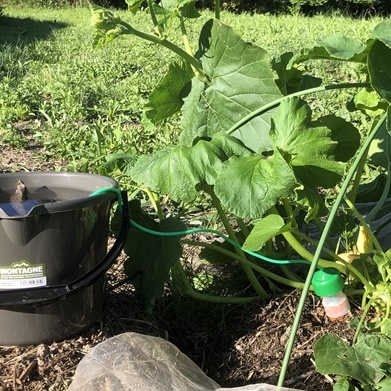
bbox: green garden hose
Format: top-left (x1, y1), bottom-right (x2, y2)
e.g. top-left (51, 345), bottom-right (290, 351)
top-left (90, 186), bottom-right (317, 269)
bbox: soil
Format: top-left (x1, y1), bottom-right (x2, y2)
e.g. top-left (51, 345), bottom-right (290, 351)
top-left (0, 138), bottom-right (360, 391)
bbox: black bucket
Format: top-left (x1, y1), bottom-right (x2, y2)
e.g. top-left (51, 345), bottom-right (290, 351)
top-left (0, 172), bottom-right (129, 345)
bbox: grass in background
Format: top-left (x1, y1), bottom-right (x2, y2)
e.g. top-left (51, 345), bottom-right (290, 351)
top-left (1, 6), bottom-right (176, 176)
top-left (0, 5), bottom-right (384, 181)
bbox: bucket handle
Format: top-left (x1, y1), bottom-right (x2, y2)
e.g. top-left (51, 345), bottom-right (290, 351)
top-left (0, 191), bottom-right (130, 309)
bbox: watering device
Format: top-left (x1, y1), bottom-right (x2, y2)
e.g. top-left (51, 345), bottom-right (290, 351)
top-left (312, 268), bottom-right (350, 319)
top-left (0, 172), bottom-right (129, 345)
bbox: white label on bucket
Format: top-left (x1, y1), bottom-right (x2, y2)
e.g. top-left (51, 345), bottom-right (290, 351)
top-left (0, 260), bottom-right (47, 289)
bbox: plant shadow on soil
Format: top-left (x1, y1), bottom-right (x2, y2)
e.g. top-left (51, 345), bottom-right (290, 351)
top-left (0, 15), bottom-right (68, 45)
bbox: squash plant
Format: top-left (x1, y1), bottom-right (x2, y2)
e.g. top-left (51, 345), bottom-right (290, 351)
top-left (91, 2), bottom-right (391, 321)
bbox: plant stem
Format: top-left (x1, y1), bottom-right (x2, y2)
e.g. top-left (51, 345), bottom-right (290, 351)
top-left (347, 144), bottom-right (369, 205)
top-left (214, 0), bottom-right (221, 19)
top-left (206, 186), bottom-right (269, 297)
top-left (147, 0), bottom-right (159, 29)
top-left (178, 14), bottom-right (206, 81)
top-left (227, 82), bottom-right (370, 135)
top-left (312, 218), bottom-right (337, 251)
top-left (343, 196), bottom-right (383, 253)
top-left (143, 188), bottom-right (164, 220)
top-left (236, 217), bottom-right (250, 237)
top-left (279, 265), bottom-right (304, 283)
top-left (172, 262), bottom-right (256, 303)
top-left (346, 288), bottom-right (365, 296)
top-left (365, 162), bottom-right (391, 222)
top-left (353, 296), bottom-right (373, 344)
top-left (281, 198), bottom-right (293, 217)
top-left (181, 239), bottom-right (306, 289)
top-left (375, 296), bottom-right (390, 329)
top-left (116, 19), bottom-right (206, 79)
top-left (281, 230), bottom-right (345, 273)
top-left (94, 128), bottom-right (102, 156)
top-left (179, 15), bottom-right (192, 55)
top-left (190, 290), bottom-right (256, 303)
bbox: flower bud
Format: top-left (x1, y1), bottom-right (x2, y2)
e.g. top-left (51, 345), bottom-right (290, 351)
top-left (356, 225), bottom-right (373, 254)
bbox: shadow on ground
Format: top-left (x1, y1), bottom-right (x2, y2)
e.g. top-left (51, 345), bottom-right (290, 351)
top-left (0, 14), bottom-right (68, 45)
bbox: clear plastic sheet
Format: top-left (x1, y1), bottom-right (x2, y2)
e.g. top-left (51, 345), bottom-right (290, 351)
top-left (68, 332), bottom-right (300, 391)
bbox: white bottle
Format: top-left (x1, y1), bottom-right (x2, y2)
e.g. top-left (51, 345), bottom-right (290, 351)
top-left (322, 290), bottom-right (350, 319)
top-left (312, 268), bottom-right (350, 320)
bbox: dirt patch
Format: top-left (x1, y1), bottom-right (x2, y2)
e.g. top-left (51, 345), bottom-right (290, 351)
top-left (0, 146), bottom-right (66, 174)
top-left (0, 142), bottom-right (357, 391)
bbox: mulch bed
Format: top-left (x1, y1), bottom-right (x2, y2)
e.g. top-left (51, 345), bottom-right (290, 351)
top-left (0, 141), bottom-right (359, 391)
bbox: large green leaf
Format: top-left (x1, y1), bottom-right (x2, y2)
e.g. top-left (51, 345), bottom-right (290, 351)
top-left (145, 61), bottom-right (193, 124)
top-left (130, 140), bottom-right (226, 203)
top-left (355, 174), bottom-right (390, 203)
top-left (368, 109), bottom-right (391, 168)
top-left (314, 333), bottom-right (391, 386)
top-left (355, 88), bottom-right (381, 109)
top-left (378, 378), bottom-right (391, 390)
top-left (272, 51), bottom-right (322, 95)
top-left (314, 115), bottom-right (360, 162)
top-left (270, 98), bottom-right (344, 188)
top-left (180, 19), bottom-right (282, 153)
top-left (123, 200), bottom-right (186, 312)
top-left (243, 214), bottom-right (288, 251)
top-left (283, 19), bottom-right (391, 70)
top-left (188, 140), bottom-right (226, 185)
top-left (214, 149), bottom-right (296, 219)
top-left (131, 146), bottom-right (197, 202)
top-left (370, 18), bottom-right (391, 49)
top-left (209, 132), bottom-right (254, 159)
top-left (292, 34), bottom-right (368, 64)
top-left (368, 40), bottom-right (391, 103)
top-left (271, 98), bottom-right (335, 155)
top-left (295, 186), bottom-right (328, 222)
top-left (291, 156), bottom-right (344, 189)
top-left (179, 77), bottom-right (207, 142)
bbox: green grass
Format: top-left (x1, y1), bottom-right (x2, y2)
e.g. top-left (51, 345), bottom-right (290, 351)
top-left (0, 6), bottom-right (177, 169)
top-left (0, 5), bottom-right (384, 182)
